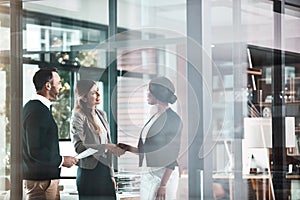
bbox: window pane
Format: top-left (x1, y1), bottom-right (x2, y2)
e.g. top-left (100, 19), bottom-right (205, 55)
top-left (116, 0), bottom-right (187, 197)
top-left (21, 0), bottom-right (109, 198)
top-left (0, 4), bottom-right (10, 198)
top-left (0, 67), bottom-right (9, 196)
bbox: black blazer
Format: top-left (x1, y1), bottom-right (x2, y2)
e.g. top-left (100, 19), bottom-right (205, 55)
top-left (22, 100), bottom-right (62, 180)
top-left (138, 108), bottom-right (183, 169)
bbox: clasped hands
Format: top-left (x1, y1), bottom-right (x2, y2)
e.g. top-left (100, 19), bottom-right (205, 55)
top-left (62, 143), bottom-right (130, 167)
top-left (117, 143), bottom-right (131, 151)
top-left (106, 144), bottom-right (126, 157)
top-left (107, 143), bottom-right (133, 157)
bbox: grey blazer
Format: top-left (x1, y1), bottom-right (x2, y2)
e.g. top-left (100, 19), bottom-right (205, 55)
top-left (71, 109), bottom-right (114, 176)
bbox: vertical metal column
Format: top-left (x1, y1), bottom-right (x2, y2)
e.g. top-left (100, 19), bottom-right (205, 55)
top-left (232, 0), bottom-right (245, 199)
top-left (272, 0), bottom-right (287, 199)
top-left (187, 0), bottom-right (213, 199)
top-left (108, 0), bottom-right (118, 169)
top-left (10, 0), bottom-right (23, 199)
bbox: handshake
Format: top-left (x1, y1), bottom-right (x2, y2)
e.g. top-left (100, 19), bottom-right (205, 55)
top-left (117, 143), bottom-right (131, 151)
top-left (108, 143), bottom-right (131, 157)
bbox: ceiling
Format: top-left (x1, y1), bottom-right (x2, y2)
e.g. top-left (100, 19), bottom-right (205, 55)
top-left (2, 0), bottom-right (300, 67)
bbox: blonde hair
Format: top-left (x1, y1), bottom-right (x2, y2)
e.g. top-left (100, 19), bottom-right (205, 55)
top-left (74, 80), bottom-right (101, 134)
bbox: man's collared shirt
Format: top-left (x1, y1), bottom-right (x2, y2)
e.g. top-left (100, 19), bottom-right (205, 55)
top-left (32, 94), bottom-right (52, 110)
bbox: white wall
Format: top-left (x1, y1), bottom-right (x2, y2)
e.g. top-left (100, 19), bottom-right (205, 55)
top-left (23, 0), bottom-right (108, 25)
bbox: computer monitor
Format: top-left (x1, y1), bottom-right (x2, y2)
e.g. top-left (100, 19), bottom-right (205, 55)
top-left (243, 117), bottom-right (295, 148)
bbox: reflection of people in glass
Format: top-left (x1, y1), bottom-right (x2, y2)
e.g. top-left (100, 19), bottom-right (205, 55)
top-left (118, 76), bottom-right (183, 200)
top-left (71, 80), bottom-right (124, 200)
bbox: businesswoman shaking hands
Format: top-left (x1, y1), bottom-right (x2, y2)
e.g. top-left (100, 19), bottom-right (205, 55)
top-left (71, 80), bottom-right (124, 200)
top-left (118, 77), bottom-right (183, 200)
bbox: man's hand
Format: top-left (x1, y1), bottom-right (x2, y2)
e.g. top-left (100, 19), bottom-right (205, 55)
top-left (62, 156), bottom-right (78, 168)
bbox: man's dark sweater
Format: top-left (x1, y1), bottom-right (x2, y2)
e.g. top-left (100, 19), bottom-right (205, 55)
top-left (22, 100), bottom-right (62, 180)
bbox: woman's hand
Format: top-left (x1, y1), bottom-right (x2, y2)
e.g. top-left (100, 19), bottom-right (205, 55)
top-left (105, 144), bottom-right (125, 157)
top-left (117, 143), bottom-right (139, 154)
top-left (155, 168), bottom-right (173, 200)
top-left (111, 177), bottom-right (117, 190)
top-left (117, 143), bottom-right (130, 151)
top-left (155, 186), bottom-right (167, 200)
top-left (112, 146), bottom-right (126, 157)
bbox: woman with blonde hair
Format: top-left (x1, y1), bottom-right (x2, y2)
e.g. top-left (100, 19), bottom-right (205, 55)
top-left (71, 79), bottom-right (124, 200)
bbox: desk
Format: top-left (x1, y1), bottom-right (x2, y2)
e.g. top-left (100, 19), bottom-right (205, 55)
top-left (287, 174), bottom-right (300, 200)
top-left (213, 173), bottom-right (270, 179)
top-left (116, 192), bottom-right (139, 200)
top-left (213, 173), bottom-right (300, 200)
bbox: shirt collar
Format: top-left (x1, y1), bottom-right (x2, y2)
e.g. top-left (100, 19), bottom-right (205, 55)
top-left (32, 94), bottom-right (52, 110)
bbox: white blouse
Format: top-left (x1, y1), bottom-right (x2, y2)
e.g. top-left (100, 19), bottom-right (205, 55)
top-left (141, 112), bottom-right (161, 143)
top-left (93, 114), bottom-right (108, 144)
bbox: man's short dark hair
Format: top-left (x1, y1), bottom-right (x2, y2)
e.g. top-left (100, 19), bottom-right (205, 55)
top-left (33, 68), bottom-right (58, 91)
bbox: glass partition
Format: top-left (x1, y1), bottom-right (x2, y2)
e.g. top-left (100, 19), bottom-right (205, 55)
top-left (116, 1), bottom-right (188, 197)
top-left (3, 0), bottom-right (300, 199)
top-left (208, 0), bottom-right (300, 199)
top-left (0, 5), bottom-right (10, 199)
top-left (21, 0), bottom-right (110, 198)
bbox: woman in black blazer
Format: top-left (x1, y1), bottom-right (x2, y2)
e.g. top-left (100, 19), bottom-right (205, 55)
top-left (118, 76), bottom-right (183, 200)
top-left (71, 80), bottom-right (124, 200)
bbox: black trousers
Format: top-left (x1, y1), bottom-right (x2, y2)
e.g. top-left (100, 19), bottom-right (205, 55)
top-left (77, 162), bottom-right (116, 200)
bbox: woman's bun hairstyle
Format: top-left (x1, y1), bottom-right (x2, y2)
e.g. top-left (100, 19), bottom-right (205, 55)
top-left (149, 76), bottom-right (177, 104)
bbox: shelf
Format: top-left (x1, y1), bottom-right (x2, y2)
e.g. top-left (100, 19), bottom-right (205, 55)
top-left (287, 154), bottom-right (300, 157)
top-left (254, 102), bottom-right (300, 106)
top-left (115, 172), bottom-right (141, 194)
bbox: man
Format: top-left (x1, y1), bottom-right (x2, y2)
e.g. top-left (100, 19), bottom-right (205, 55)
top-left (22, 68), bottom-right (78, 200)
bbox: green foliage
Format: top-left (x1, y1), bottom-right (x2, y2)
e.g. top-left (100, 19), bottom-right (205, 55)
top-left (52, 70), bottom-right (72, 140)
